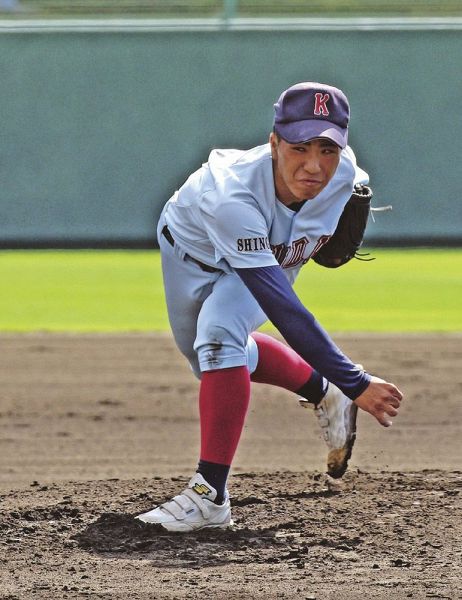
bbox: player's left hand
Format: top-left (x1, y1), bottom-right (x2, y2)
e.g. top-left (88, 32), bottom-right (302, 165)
top-left (353, 375), bottom-right (403, 427)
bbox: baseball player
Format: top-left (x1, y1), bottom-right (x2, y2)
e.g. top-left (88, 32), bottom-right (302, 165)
top-left (136, 82), bottom-right (403, 532)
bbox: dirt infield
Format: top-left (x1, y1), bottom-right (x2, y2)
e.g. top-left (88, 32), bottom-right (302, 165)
top-left (0, 333), bottom-right (461, 599)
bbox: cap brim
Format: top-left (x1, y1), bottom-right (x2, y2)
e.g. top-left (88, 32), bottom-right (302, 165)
top-left (274, 119), bottom-right (348, 148)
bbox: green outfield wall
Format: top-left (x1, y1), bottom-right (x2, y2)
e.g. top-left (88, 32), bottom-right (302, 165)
top-left (1, 20), bottom-right (461, 246)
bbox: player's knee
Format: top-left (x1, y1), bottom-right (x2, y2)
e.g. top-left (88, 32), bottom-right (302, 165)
top-left (197, 340), bottom-right (227, 371)
top-left (195, 325), bottom-right (234, 368)
top-left (194, 325), bottom-right (257, 373)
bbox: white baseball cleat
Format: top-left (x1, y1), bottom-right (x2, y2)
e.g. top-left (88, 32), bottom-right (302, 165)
top-left (300, 382), bottom-right (358, 479)
top-left (135, 473), bottom-right (232, 532)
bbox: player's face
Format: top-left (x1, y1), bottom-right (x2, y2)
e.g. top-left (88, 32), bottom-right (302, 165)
top-left (270, 134), bottom-right (341, 205)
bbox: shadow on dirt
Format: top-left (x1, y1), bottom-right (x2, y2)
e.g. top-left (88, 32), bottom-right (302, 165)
top-left (73, 512), bottom-right (290, 568)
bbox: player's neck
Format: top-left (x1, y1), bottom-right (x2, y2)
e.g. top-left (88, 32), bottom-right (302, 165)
top-left (286, 200), bottom-right (307, 212)
top-left (276, 196), bottom-right (307, 212)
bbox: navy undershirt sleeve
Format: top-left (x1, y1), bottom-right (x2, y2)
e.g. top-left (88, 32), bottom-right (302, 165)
top-left (236, 264), bottom-right (371, 400)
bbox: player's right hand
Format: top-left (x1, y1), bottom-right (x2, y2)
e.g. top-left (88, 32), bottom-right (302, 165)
top-left (353, 375), bottom-right (403, 427)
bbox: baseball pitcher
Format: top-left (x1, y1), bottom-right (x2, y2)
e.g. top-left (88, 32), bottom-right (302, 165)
top-left (136, 82), bottom-right (403, 532)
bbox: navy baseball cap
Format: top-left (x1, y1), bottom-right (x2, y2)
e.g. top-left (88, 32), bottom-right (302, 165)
top-left (273, 82), bottom-right (350, 148)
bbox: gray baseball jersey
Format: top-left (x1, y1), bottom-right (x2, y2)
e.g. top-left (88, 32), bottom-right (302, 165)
top-left (158, 142), bottom-right (368, 382)
top-left (162, 143), bottom-right (368, 281)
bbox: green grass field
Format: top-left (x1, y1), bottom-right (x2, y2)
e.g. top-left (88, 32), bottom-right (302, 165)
top-left (0, 249), bottom-right (460, 333)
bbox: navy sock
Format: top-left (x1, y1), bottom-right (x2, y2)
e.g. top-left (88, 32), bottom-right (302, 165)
top-left (197, 460), bottom-right (230, 505)
top-left (295, 369), bottom-right (328, 406)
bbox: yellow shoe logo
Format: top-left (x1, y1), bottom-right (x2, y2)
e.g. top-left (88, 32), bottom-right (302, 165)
top-left (193, 483), bottom-right (212, 496)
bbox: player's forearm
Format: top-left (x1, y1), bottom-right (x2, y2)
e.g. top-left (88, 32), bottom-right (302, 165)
top-left (236, 265), bottom-right (371, 400)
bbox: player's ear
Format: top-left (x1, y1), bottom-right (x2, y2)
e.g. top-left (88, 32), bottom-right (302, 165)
top-left (269, 132), bottom-right (279, 155)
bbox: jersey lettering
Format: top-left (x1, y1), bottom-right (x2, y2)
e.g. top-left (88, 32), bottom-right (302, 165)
top-left (309, 234), bottom-right (331, 258)
top-left (270, 235), bottom-right (332, 268)
top-left (271, 242), bottom-right (289, 265)
top-left (283, 237), bottom-right (309, 268)
top-left (271, 237), bottom-right (309, 268)
top-left (237, 237), bottom-right (271, 252)
top-left (314, 93), bottom-right (330, 117)
top-left (236, 235), bottom-right (332, 267)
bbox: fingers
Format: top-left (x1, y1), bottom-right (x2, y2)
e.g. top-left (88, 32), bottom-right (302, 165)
top-left (376, 412), bottom-right (393, 427)
top-left (354, 378), bottom-right (404, 428)
top-left (387, 396), bottom-right (401, 409)
top-left (377, 397), bottom-right (400, 426)
top-left (368, 380), bottom-right (403, 405)
top-left (390, 387), bottom-right (403, 402)
top-left (375, 394), bottom-right (402, 427)
top-left (383, 383), bottom-right (403, 403)
top-left (385, 405), bottom-right (399, 417)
